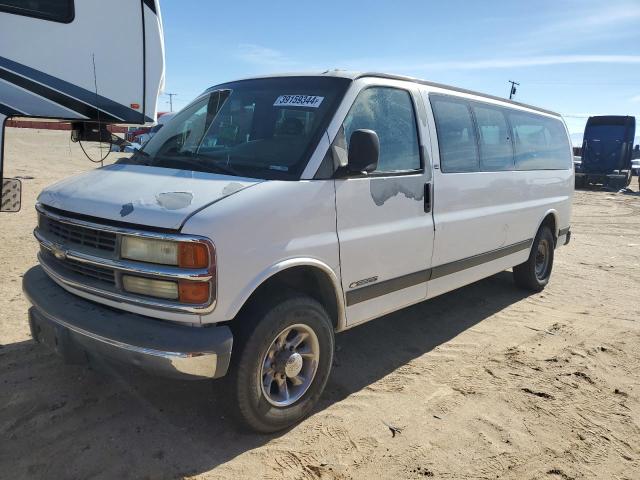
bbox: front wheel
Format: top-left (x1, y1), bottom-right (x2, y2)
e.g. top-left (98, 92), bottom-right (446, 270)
top-left (226, 294), bottom-right (334, 433)
top-left (513, 225), bottom-right (555, 291)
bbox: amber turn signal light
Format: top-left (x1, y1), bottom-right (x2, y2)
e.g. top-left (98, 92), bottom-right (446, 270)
top-left (178, 281), bottom-right (210, 304)
top-left (178, 242), bottom-right (209, 269)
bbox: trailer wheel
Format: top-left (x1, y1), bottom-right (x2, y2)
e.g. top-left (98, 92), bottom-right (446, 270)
top-left (513, 225), bottom-right (555, 291)
top-left (225, 294), bottom-right (334, 433)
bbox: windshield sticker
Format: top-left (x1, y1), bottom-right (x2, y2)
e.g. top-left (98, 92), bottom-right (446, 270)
top-left (273, 95), bottom-right (324, 108)
top-left (269, 165), bottom-right (289, 172)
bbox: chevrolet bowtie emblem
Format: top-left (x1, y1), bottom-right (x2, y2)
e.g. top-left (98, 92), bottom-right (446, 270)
top-left (51, 245), bottom-right (67, 261)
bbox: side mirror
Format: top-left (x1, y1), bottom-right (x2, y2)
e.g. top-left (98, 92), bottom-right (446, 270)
top-left (348, 129), bottom-right (379, 174)
top-left (1, 178), bottom-right (22, 213)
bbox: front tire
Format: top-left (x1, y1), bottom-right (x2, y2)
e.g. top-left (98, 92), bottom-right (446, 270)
top-left (513, 225), bottom-right (555, 291)
top-left (227, 294), bottom-right (334, 433)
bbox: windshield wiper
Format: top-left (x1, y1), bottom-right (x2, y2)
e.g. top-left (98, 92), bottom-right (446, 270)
top-left (150, 154), bottom-right (243, 177)
top-left (187, 150), bottom-right (246, 177)
top-left (116, 148), bottom-right (150, 165)
top-left (205, 160), bottom-right (243, 177)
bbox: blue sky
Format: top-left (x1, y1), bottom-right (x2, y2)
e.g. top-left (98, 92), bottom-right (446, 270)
top-left (159, 0), bottom-right (640, 143)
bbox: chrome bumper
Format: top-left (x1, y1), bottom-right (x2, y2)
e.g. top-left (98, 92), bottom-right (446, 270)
top-left (23, 266), bottom-right (233, 380)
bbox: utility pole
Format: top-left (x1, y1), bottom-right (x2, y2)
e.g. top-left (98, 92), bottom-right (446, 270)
top-left (508, 80), bottom-right (520, 100)
top-left (165, 92), bottom-right (177, 112)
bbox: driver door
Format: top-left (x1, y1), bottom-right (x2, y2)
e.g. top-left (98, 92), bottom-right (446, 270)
top-left (334, 85), bottom-right (434, 327)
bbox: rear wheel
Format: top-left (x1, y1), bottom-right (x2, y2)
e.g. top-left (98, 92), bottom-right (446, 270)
top-left (513, 225), bottom-right (555, 291)
top-left (226, 294), bottom-right (334, 433)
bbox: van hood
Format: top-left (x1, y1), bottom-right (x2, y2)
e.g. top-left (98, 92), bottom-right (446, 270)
top-left (38, 164), bottom-right (262, 230)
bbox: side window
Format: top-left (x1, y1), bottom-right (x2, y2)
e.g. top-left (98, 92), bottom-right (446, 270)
top-left (0, 0), bottom-right (74, 23)
top-left (509, 112), bottom-right (571, 170)
top-left (343, 87), bottom-right (421, 173)
top-left (430, 96), bottom-right (479, 173)
top-left (472, 105), bottom-right (514, 170)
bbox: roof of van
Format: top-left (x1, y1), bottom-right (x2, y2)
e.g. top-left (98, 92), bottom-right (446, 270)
top-left (219, 70), bottom-right (560, 118)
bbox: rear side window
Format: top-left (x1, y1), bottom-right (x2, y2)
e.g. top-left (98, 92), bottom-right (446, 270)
top-left (509, 112), bottom-right (571, 170)
top-left (343, 87), bottom-right (421, 173)
top-left (0, 0), bottom-right (74, 23)
top-left (431, 97), bottom-right (479, 172)
top-left (472, 104), bottom-right (514, 171)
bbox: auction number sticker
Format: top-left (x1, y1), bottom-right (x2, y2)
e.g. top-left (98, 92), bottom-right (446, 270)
top-left (273, 95), bottom-right (324, 108)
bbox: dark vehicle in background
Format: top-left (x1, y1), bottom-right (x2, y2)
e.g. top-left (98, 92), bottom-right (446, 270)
top-left (632, 145), bottom-right (640, 176)
top-left (575, 116), bottom-right (635, 189)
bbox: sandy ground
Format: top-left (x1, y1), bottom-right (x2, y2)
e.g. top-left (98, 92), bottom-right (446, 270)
top-left (1, 128), bottom-right (639, 480)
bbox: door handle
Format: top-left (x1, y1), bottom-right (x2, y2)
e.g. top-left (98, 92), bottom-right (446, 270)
top-left (424, 183), bottom-right (432, 213)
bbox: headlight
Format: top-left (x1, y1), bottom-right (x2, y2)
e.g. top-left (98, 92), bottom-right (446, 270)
top-left (122, 275), bottom-right (179, 300)
top-left (120, 236), bottom-right (213, 305)
top-left (121, 236), bottom-right (178, 265)
top-left (121, 236), bottom-right (210, 268)
top-left (122, 275), bottom-right (211, 304)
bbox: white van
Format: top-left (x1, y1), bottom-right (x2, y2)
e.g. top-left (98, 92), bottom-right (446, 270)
top-left (23, 72), bottom-right (573, 432)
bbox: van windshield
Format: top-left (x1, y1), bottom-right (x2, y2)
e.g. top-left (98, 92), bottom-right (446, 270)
top-left (584, 125), bottom-right (626, 143)
top-left (130, 77), bottom-right (351, 180)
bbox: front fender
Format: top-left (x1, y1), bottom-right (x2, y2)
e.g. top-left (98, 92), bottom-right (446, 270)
top-left (225, 257), bottom-right (346, 331)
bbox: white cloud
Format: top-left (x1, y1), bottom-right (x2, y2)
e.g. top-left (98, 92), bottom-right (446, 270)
top-left (542, 3), bottom-right (640, 32)
top-left (410, 55), bottom-right (640, 71)
top-left (631, 95), bottom-right (640, 103)
top-left (236, 44), bottom-right (296, 68)
top-left (514, 2), bottom-right (640, 53)
top-left (232, 46), bottom-right (640, 78)
top-left (562, 113), bottom-right (604, 119)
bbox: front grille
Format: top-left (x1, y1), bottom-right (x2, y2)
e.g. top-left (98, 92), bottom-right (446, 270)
top-left (35, 206), bottom-right (213, 313)
top-left (41, 249), bottom-right (116, 286)
top-left (39, 215), bottom-right (117, 253)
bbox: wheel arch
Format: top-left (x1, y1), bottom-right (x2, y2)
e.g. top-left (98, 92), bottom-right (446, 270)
top-left (228, 258), bottom-right (346, 332)
top-left (534, 209), bottom-right (559, 246)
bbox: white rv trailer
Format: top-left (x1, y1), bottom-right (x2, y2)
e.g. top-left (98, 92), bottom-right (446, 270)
top-left (0, 0), bottom-right (165, 211)
top-left (23, 71), bottom-right (574, 432)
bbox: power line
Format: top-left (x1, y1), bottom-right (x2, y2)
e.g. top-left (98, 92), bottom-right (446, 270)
top-left (165, 92), bottom-right (178, 112)
top-left (526, 81), bottom-right (640, 87)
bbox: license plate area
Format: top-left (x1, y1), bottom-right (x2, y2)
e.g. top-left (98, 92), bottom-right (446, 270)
top-left (28, 308), bottom-right (87, 364)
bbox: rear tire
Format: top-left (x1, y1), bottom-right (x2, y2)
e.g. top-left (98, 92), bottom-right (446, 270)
top-left (513, 225), bottom-right (555, 291)
top-left (225, 294), bottom-right (334, 433)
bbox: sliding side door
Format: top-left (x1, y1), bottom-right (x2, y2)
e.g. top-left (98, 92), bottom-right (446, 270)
top-left (424, 92), bottom-right (533, 298)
